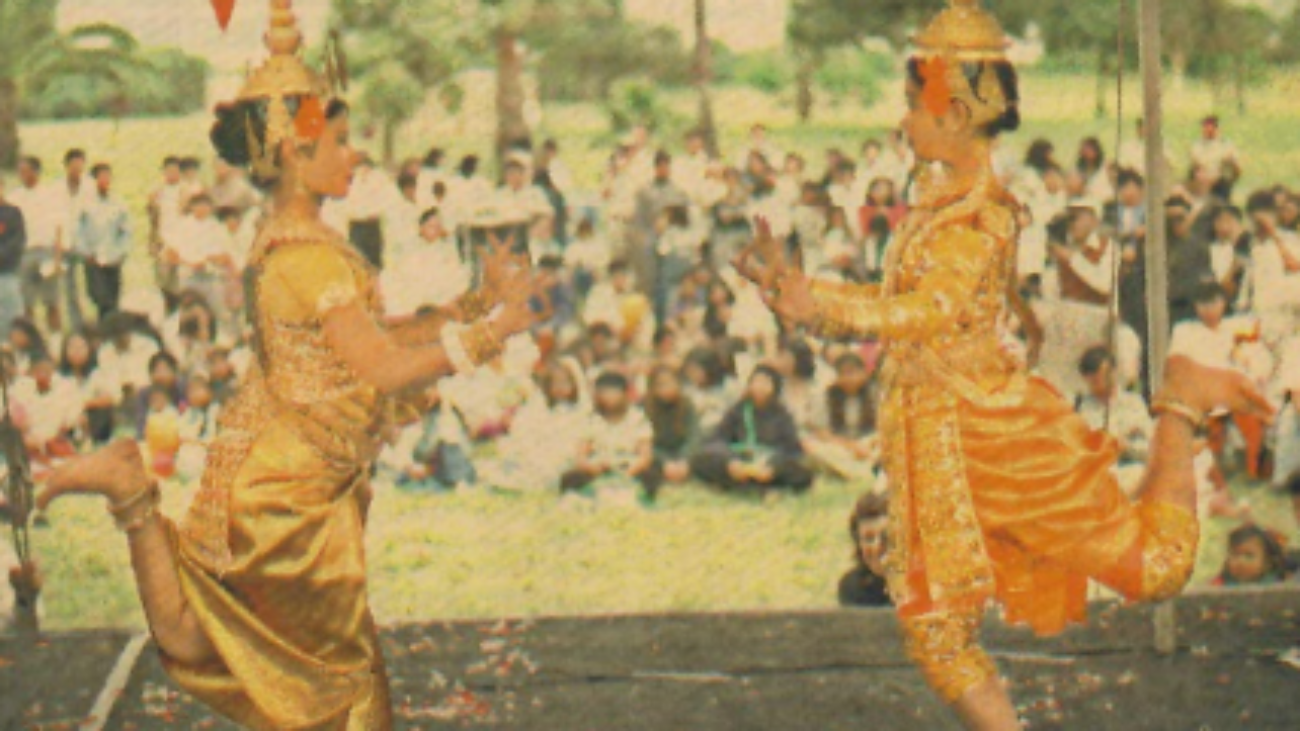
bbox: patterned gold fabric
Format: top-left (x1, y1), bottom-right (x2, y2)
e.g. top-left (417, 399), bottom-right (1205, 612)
top-left (900, 607), bottom-right (998, 704)
top-left (807, 168), bottom-right (1199, 637)
top-left (169, 218), bottom-right (394, 729)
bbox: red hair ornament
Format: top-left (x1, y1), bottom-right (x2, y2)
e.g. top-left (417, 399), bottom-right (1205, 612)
top-left (917, 56), bottom-right (954, 118)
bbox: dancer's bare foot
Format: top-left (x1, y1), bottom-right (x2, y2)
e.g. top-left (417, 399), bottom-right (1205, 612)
top-left (1160, 356), bottom-right (1276, 422)
top-left (37, 440), bottom-right (150, 512)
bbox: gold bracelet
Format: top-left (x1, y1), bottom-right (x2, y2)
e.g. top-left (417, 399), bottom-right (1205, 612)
top-left (457, 290), bottom-right (494, 321)
top-left (1151, 398), bottom-right (1206, 430)
top-left (461, 320), bottom-right (505, 367)
top-left (108, 482), bottom-right (162, 533)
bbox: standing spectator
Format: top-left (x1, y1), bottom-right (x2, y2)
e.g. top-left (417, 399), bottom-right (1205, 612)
top-left (735, 123), bottom-right (782, 174)
top-left (691, 365), bottom-right (814, 495)
top-left (708, 168), bottom-right (752, 273)
top-left (58, 148), bottom-right (91, 330)
top-left (10, 157), bottom-right (63, 332)
top-left (561, 371), bottom-right (660, 503)
top-left (653, 204), bottom-right (701, 324)
top-left (166, 194), bottom-right (231, 317)
top-left (632, 151), bottom-right (688, 296)
top-left (148, 156), bottom-right (185, 313)
top-left (177, 157), bottom-right (206, 211)
top-left (416, 147), bottom-right (448, 210)
top-left (77, 163), bottom-right (133, 320)
top-left (838, 492), bottom-right (892, 608)
top-left (1190, 115), bottom-right (1242, 202)
top-left (0, 175), bottom-right (27, 340)
top-left (341, 156), bottom-right (399, 269)
top-left (565, 218), bottom-right (609, 298)
top-left (209, 158), bottom-right (259, 217)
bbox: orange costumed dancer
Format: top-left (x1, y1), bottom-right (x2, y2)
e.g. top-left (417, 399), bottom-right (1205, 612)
top-left (737, 2), bottom-right (1276, 728)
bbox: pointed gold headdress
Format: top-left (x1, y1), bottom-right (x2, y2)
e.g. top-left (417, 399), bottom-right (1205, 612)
top-left (910, 0), bottom-right (1012, 128)
top-left (230, 0), bottom-right (342, 179)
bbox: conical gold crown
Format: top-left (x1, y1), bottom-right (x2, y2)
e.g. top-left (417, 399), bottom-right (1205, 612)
top-left (912, 0), bottom-right (1009, 61)
top-left (237, 0), bottom-right (328, 102)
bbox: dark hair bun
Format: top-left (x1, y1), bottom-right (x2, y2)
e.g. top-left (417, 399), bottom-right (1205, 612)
top-left (210, 102), bottom-right (253, 167)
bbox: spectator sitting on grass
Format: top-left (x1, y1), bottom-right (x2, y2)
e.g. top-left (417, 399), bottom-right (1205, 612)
top-left (838, 492), bottom-right (892, 608)
top-left (1211, 524), bottom-right (1289, 587)
top-left (690, 365), bottom-right (814, 496)
top-left (561, 371), bottom-right (659, 505)
top-left (644, 365), bottom-right (699, 488)
top-left (134, 351), bottom-right (185, 438)
top-left (486, 357), bottom-right (588, 492)
top-left (681, 346), bottom-right (734, 433)
top-left (805, 352), bottom-right (880, 484)
top-left (175, 374), bottom-right (220, 482)
top-left (394, 385), bottom-right (475, 494)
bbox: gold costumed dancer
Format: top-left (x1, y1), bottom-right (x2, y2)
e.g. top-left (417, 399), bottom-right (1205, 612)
top-left (34, 1), bottom-right (538, 728)
top-left (738, 2), bottom-right (1277, 728)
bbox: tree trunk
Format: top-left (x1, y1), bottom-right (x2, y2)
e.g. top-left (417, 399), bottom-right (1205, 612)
top-left (495, 29), bottom-right (532, 174)
top-left (693, 0), bottom-right (720, 158)
top-left (0, 77), bottom-right (20, 171)
top-left (1234, 53), bottom-right (1246, 116)
top-left (382, 118), bottom-right (398, 167)
top-left (796, 59), bottom-right (814, 124)
top-left (1095, 47), bottom-right (1108, 118)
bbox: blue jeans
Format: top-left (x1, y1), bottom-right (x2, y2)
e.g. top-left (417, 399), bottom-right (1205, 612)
top-left (1273, 404), bottom-right (1300, 489)
top-left (0, 274), bottom-right (23, 341)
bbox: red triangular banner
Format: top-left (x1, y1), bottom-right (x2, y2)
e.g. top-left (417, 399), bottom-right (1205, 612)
top-left (212, 0), bottom-right (236, 32)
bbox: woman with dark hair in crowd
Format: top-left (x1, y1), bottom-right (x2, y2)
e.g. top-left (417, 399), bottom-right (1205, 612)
top-left (1023, 139), bottom-right (1056, 175)
top-left (33, 6), bottom-right (538, 727)
top-left (59, 330), bottom-right (116, 444)
top-left (690, 364), bottom-right (813, 495)
top-left (1212, 524), bottom-right (1289, 586)
top-left (8, 317), bottom-right (49, 373)
top-left (838, 491), bottom-right (892, 608)
top-left (644, 364), bottom-right (700, 486)
top-left (681, 346), bottom-right (733, 432)
top-left (859, 177), bottom-right (908, 234)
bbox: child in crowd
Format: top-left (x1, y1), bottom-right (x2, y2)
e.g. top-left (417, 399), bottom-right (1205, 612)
top-left (1212, 524), bottom-right (1289, 587)
top-left (394, 386), bottom-right (475, 493)
top-left (485, 358), bottom-right (589, 492)
top-left (681, 347), bottom-right (734, 433)
top-left (133, 351), bottom-right (186, 438)
top-left (13, 355), bottom-right (81, 470)
top-left (838, 492), bottom-right (892, 608)
top-left (644, 365), bottom-right (699, 488)
top-left (805, 353), bottom-right (880, 484)
top-left (176, 374), bottom-right (221, 482)
top-left (561, 371), bottom-right (659, 505)
top-left (565, 218), bottom-right (609, 298)
top-left (584, 260), bottom-right (655, 355)
top-left (143, 387), bottom-right (181, 479)
top-left (691, 365), bottom-right (814, 495)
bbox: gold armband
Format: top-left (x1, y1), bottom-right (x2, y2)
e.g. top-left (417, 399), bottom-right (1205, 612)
top-left (1150, 397), bottom-right (1206, 431)
top-left (456, 290), bottom-right (495, 321)
top-left (108, 481), bottom-right (162, 533)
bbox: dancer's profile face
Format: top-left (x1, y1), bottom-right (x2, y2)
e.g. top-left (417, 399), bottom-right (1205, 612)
top-left (901, 77), bottom-right (969, 164)
top-left (289, 109), bottom-right (358, 200)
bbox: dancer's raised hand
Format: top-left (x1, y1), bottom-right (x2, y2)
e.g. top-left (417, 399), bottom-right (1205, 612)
top-left (1160, 355), bottom-right (1277, 424)
top-left (481, 230), bottom-right (527, 304)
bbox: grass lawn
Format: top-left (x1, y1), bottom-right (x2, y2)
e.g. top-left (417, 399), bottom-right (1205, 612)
top-left (10, 70), bottom-right (1300, 629)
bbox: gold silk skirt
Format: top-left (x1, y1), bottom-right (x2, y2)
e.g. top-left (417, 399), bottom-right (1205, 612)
top-left (161, 411), bottom-right (392, 730)
top-left (887, 374), bottom-right (1156, 637)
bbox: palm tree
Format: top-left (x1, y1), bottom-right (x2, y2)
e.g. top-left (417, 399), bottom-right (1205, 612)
top-left (693, 0), bottom-right (720, 157)
top-left (0, 2), bottom-right (147, 169)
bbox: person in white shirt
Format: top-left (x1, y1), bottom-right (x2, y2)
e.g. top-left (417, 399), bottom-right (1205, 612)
top-left (441, 155), bottom-right (492, 238)
top-left (147, 156), bottom-right (186, 312)
top-left (415, 147), bottom-right (448, 211)
top-left (496, 159), bottom-right (553, 229)
top-left (560, 371), bottom-right (659, 504)
top-left (57, 149), bottom-right (93, 330)
top-left (164, 195), bottom-right (231, 314)
top-left (13, 355), bottom-right (82, 460)
top-left (734, 123), bottom-right (782, 177)
top-left (1243, 191), bottom-right (1300, 347)
top-left (675, 130), bottom-right (713, 207)
top-left (380, 207), bottom-right (471, 318)
top-left (1189, 116), bottom-right (1242, 201)
top-left (11, 157), bottom-right (64, 331)
top-left (96, 312), bottom-right (161, 396)
top-left (341, 156), bottom-right (403, 269)
top-left (1051, 199), bottom-right (1115, 306)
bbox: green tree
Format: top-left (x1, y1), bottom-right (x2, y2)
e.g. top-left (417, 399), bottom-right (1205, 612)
top-left (0, 3), bottom-right (149, 169)
top-left (787, 0), bottom-right (920, 122)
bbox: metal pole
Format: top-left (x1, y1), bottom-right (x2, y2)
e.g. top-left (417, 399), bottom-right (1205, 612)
top-left (1138, 0), bottom-right (1178, 656)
